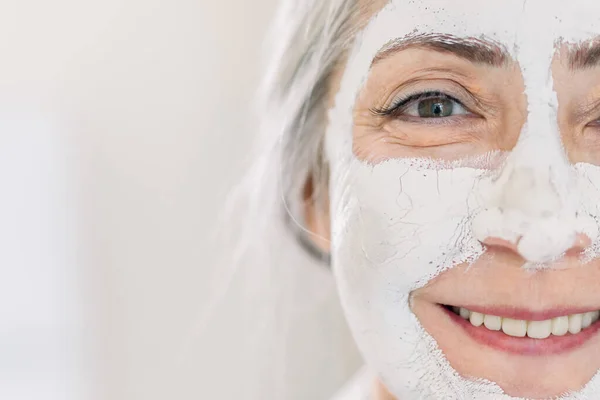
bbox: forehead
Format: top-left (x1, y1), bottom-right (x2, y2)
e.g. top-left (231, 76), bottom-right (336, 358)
top-left (357, 0), bottom-right (600, 65)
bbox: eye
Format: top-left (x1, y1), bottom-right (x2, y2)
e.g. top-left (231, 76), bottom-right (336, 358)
top-left (406, 95), bottom-right (468, 118)
top-left (372, 91), bottom-right (470, 119)
top-left (586, 118), bottom-right (600, 128)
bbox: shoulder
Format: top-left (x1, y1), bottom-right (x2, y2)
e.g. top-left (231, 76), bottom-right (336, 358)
top-left (330, 366), bottom-right (372, 400)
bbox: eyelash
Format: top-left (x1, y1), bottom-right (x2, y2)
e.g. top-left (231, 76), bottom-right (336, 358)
top-left (370, 90), bottom-right (466, 118)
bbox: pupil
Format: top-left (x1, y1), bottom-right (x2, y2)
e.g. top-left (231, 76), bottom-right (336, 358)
top-left (418, 98), bottom-right (453, 118)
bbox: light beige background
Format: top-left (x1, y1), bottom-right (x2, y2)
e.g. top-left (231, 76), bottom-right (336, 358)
top-left (1, 0), bottom-right (277, 399)
top-left (80, 1), bottom-right (279, 399)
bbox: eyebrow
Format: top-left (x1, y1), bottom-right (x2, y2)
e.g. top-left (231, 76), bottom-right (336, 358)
top-left (372, 33), bottom-right (509, 67)
top-left (568, 41), bottom-right (600, 69)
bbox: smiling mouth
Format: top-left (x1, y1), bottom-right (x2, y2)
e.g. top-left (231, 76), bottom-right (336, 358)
top-left (441, 304), bottom-right (600, 355)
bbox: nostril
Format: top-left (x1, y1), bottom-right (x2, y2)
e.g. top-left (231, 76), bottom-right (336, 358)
top-left (565, 233), bottom-right (592, 256)
top-left (471, 206), bottom-right (598, 263)
top-left (480, 236), bottom-right (520, 253)
top-left (481, 232), bottom-right (592, 259)
top-left (575, 233), bottom-right (592, 248)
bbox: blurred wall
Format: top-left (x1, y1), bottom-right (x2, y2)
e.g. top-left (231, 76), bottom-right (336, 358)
top-left (78, 1), bottom-right (279, 399)
top-left (2, 0), bottom-right (277, 399)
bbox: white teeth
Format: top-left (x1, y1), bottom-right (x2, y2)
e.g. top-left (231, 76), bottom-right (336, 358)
top-left (527, 319), bottom-right (552, 339)
top-left (502, 318), bottom-right (527, 337)
top-left (484, 314), bottom-right (502, 331)
top-left (551, 316), bottom-right (569, 336)
top-left (583, 312), bottom-right (593, 329)
top-left (459, 307), bottom-right (471, 320)
top-left (450, 307), bottom-right (600, 338)
top-left (569, 314), bottom-right (583, 334)
top-left (469, 311), bottom-right (484, 327)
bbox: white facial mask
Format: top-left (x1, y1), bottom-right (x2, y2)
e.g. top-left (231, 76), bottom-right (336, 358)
top-left (326, 0), bottom-right (600, 398)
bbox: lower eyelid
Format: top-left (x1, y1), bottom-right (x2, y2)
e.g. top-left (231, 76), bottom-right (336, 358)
top-left (392, 113), bottom-right (480, 126)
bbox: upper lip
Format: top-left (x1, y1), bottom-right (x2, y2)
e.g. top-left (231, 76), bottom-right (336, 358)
top-left (417, 250), bottom-right (600, 322)
top-left (444, 304), bottom-right (600, 321)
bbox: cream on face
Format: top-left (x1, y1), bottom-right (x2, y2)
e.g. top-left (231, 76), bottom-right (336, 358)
top-left (326, 0), bottom-right (600, 398)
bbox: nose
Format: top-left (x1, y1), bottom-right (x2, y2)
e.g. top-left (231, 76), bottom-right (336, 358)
top-left (480, 232), bottom-right (592, 259)
top-left (471, 163), bottom-right (598, 264)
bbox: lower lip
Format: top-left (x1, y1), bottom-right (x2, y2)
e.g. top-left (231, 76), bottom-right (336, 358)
top-left (441, 305), bottom-right (600, 356)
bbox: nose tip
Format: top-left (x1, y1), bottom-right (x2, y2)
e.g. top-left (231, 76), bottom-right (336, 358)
top-left (481, 232), bottom-right (592, 259)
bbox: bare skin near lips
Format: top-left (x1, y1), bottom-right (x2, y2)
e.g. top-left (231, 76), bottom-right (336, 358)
top-left (404, 254), bottom-right (600, 397)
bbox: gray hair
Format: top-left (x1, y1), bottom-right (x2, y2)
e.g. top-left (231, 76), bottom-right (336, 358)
top-left (256, 0), bottom-right (360, 237)
top-left (218, 0), bottom-right (369, 399)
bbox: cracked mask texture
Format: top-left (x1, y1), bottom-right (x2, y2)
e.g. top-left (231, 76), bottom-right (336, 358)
top-left (325, 0), bottom-right (600, 398)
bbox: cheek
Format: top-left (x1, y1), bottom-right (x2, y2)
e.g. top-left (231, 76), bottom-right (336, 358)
top-left (329, 159), bottom-right (487, 297)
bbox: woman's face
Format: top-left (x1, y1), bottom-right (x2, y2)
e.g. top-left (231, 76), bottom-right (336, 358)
top-left (319, 0), bottom-right (600, 398)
